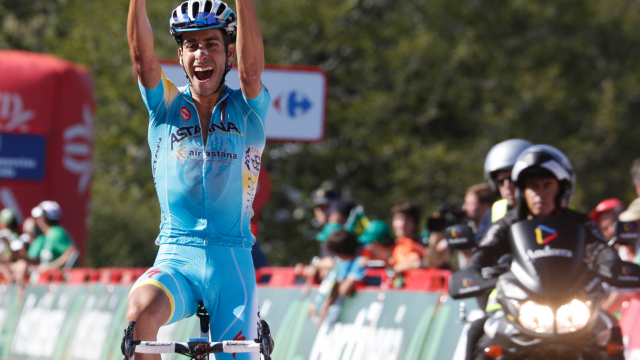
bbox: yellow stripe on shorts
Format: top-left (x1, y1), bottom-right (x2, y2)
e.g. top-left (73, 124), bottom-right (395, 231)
top-left (131, 279), bottom-right (176, 325)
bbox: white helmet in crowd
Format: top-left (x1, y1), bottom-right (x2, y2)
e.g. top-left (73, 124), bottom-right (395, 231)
top-left (484, 139), bottom-right (533, 193)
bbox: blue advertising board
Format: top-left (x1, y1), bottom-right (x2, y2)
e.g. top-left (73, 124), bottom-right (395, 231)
top-left (0, 133), bottom-right (46, 180)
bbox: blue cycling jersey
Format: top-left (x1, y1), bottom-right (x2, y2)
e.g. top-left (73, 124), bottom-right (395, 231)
top-left (140, 72), bottom-right (270, 249)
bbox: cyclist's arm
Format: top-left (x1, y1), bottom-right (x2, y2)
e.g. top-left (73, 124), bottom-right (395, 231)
top-left (235, 0), bottom-right (264, 99)
top-left (127, 0), bottom-right (161, 89)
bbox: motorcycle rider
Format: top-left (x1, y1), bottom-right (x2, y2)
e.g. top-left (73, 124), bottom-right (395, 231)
top-left (475, 139), bottom-right (533, 242)
top-left (466, 144), bottom-right (621, 360)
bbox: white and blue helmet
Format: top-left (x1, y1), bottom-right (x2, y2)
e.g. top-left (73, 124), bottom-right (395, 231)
top-left (170, 0), bottom-right (237, 42)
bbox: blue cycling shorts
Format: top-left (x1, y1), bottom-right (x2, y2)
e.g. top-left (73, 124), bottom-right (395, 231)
top-left (130, 244), bottom-right (259, 360)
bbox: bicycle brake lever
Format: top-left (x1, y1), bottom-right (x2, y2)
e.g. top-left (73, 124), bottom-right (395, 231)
top-left (257, 319), bottom-right (274, 360)
top-left (121, 321), bottom-right (138, 360)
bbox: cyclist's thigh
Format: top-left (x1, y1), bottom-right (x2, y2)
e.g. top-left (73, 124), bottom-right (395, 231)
top-left (202, 247), bottom-right (259, 360)
top-left (130, 246), bottom-right (199, 325)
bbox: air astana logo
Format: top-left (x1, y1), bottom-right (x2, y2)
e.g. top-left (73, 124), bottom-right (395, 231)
top-left (535, 225), bottom-right (558, 245)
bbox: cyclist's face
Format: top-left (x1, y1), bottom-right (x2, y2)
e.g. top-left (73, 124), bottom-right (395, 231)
top-left (524, 178), bottom-right (559, 217)
top-left (179, 29), bottom-right (235, 96)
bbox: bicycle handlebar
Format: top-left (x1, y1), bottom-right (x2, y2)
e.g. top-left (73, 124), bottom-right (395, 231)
top-left (135, 340), bottom-right (261, 354)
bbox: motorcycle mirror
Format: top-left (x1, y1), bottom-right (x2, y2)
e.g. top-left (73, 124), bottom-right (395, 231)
top-left (597, 260), bottom-right (640, 288)
top-left (611, 221), bottom-right (640, 246)
top-left (445, 224), bottom-right (476, 249)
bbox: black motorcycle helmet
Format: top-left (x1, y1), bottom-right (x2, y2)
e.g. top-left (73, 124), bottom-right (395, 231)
top-left (511, 145), bottom-right (575, 219)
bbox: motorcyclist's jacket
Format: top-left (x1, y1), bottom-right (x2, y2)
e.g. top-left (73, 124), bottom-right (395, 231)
top-left (475, 199), bottom-right (510, 243)
top-left (469, 207), bottom-right (619, 270)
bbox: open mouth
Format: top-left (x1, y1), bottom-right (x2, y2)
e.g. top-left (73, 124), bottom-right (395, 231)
top-left (194, 65), bottom-right (214, 82)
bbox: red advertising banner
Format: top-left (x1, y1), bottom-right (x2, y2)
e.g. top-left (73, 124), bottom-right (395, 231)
top-left (0, 50), bottom-right (94, 263)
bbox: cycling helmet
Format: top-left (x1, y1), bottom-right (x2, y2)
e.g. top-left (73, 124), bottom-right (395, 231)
top-left (511, 145), bottom-right (575, 216)
top-left (484, 139), bottom-right (533, 193)
top-left (170, 0), bottom-right (237, 43)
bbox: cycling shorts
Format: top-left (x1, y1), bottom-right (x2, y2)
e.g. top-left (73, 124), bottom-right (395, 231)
top-left (130, 244), bottom-right (259, 360)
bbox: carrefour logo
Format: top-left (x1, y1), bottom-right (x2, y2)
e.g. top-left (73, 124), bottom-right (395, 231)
top-left (622, 266), bottom-right (633, 275)
top-left (535, 225), bottom-right (558, 245)
top-left (273, 91), bottom-right (312, 118)
top-left (462, 277), bottom-right (474, 287)
top-left (450, 227), bottom-right (462, 238)
top-left (624, 223), bottom-right (637, 232)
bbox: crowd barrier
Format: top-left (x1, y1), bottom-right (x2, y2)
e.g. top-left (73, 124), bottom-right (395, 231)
top-left (0, 267), bottom-right (637, 359)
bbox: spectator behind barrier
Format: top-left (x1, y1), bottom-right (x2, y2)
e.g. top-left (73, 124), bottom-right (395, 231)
top-left (390, 202), bottom-right (425, 273)
top-left (590, 199), bottom-right (631, 260)
top-left (462, 183), bottom-right (495, 230)
top-left (316, 199), bottom-right (355, 257)
top-left (0, 209), bottom-right (19, 282)
top-left (358, 220), bottom-right (395, 263)
top-left (313, 229), bottom-right (367, 324)
top-left (601, 198), bottom-right (640, 314)
top-left (11, 217), bottom-right (45, 294)
top-left (631, 159), bottom-right (640, 197)
top-left (29, 201), bottom-right (78, 271)
top-left (391, 201), bottom-right (422, 245)
top-left (0, 209), bottom-right (19, 259)
top-left (423, 207), bottom-right (466, 270)
top-left (312, 188), bottom-right (340, 227)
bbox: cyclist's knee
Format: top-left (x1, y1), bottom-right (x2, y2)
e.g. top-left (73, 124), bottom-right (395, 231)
top-left (126, 285), bottom-right (171, 332)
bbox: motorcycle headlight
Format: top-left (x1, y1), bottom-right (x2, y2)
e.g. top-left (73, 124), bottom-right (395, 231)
top-left (556, 299), bottom-right (590, 334)
top-left (518, 301), bottom-right (554, 334)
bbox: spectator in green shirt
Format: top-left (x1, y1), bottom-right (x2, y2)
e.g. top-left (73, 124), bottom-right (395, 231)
top-left (29, 201), bottom-right (77, 270)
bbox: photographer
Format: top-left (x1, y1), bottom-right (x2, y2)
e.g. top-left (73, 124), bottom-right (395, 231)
top-left (424, 206), bottom-right (466, 270)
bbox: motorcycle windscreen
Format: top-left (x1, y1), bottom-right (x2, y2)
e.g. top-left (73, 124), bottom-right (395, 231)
top-left (508, 218), bottom-right (585, 295)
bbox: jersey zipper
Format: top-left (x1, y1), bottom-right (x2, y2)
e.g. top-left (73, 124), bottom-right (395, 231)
top-left (184, 89), bottom-right (231, 242)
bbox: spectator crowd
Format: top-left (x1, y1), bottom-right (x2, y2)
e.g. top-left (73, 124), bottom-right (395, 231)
top-left (0, 200), bottom-right (77, 295)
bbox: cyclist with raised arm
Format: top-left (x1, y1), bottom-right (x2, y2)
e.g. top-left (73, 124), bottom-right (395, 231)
top-left (125, 0), bottom-right (271, 358)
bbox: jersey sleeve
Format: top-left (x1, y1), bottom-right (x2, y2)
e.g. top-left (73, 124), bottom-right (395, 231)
top-left (241, 84), bottom-right (271, 125)
top-left (138, 72), bottom-right (180, 125)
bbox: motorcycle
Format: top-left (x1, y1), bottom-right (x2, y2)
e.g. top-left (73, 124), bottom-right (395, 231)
top-left (447, 218), bottom-right (640, 360)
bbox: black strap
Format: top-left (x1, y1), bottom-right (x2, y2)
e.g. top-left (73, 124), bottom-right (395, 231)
top-left (195, 302), bottom-right (210, 334)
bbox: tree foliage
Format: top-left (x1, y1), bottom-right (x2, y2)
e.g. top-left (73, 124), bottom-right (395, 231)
top-left (2, 0), bottom-right (640, 266)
